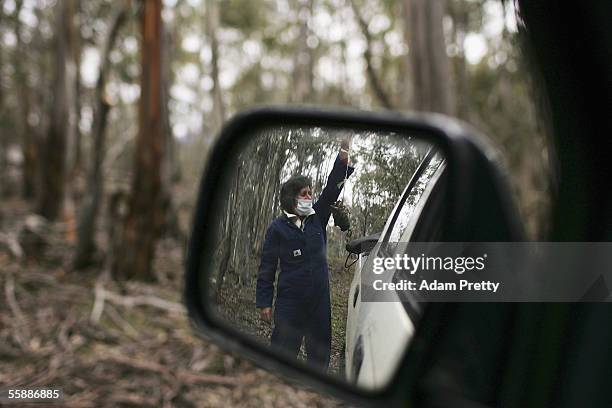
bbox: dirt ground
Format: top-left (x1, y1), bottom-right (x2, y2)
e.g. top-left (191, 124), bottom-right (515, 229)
top-left (0, 198), bottom-right (350, 407)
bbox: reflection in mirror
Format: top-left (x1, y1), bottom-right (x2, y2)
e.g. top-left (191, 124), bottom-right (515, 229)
top-left (203, 125), bottom-right (442, 391)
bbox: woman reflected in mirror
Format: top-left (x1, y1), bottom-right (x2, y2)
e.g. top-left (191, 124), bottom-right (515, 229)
top-left (255, 138), bottom-right (354, 370)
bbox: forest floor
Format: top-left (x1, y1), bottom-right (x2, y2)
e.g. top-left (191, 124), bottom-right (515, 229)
top-left (0, 198), bottom-right (348, 407)
top-left (215, 258), bottom-right (354, 379)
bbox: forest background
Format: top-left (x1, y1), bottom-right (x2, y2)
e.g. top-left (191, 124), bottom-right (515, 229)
top-left (0, 0), bottom-right (550, 406)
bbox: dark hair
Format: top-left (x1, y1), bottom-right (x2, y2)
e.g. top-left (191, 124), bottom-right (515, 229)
top-left (280, 175), bottom-right (312, 213)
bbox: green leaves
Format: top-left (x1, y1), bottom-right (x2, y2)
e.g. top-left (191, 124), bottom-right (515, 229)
top-left (219, 0), bottom-right (269, 34)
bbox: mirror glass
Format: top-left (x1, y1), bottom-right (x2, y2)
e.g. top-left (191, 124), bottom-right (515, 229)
top-left (202, 124), bottom-right (445, 391)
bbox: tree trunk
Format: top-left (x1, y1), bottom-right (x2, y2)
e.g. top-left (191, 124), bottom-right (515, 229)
top-left (350, 0), bottom-right (394, 109)
top-left (216, 169), bottom-right (239, 296)
top-left (38, 0), bottom-right (76, 220)
top-left (13, 0), bottom-right (38, 200)
top-left (63, 0), bottom-right (80, 242)
top-left (404, 0), bottom-right (454, 114)
top-left (206, 0), bottom-right (225, 132)
top-left (291, 0), bottom-right (315, 103)
top-left (74, 4), bottom-right (128, 269)
top-left (113, 0), bottom-right (165, 281)
top-left (0, 4), bottom-right (6, 197)
top-left (449, 1), bottom-right (469, 119)
top-left (63, 0), bottom-right (80, 180)
top-left (160, 24), bottom-right (183, 241)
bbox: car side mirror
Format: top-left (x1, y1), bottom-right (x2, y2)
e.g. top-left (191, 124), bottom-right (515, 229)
top-left (184, 107), bottom-right (524, 405)
top-left (346, 232), bottom-right (381, 255)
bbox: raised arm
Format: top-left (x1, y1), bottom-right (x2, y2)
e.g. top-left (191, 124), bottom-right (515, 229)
top-left (256, 222), bottom-right (280, 309)
top-left (313, 139), bottom-right (355, 229)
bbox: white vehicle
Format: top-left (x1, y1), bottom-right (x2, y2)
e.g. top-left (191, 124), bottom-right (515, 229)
top-left (344, 151), bottom-right (447, 390)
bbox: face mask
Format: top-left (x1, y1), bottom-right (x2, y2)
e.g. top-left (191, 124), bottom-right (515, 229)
top-left (295, 199), bottom-right (313, 216)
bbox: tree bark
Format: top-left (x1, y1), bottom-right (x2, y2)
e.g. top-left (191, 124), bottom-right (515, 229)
top-left (74, 4), bottom-right (129, 269)
top-left (216, 170), bottom-right (239, 296)
top-left (62, 0), bottom-right (80, 242)
top-left (291, 0), bottom-right (315, 103)
top-left (114, 0), bottom-right (165, 281)
top-left (449, 0), bottom-right (469, 119)
top-left (404, 0), bottom-right (454, 114)
top-left (206, 0), bottom-right (225, 132)
top-left (160, 24), bottom-right (183, 241)
top-left (0, 2), bottom-right (6, 197)
top-left (38, 0), bottom-right (76, 220)
top-left (350, 0), bottom-right (394, 109)
top-left (13, 0), bottom-right (38, 200)
top-left (67, 0), bottom-right (82, 182)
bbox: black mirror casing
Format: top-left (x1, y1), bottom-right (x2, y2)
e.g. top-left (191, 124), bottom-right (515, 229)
top-left (184, 106), bottom-right (524, 406)
top-left (346, 232), bottom-right (381, 255)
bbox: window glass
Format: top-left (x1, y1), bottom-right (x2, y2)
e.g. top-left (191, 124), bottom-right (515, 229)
top-left (393, 163), bottom-right (447, 320)
top-left (382, 153), bottom-right (443, 255)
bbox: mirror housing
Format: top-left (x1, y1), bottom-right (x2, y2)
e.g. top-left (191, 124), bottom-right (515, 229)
top-left (346, 233), bottom-right (381, 255)
top-left (184, 106), bottom-right (524, 406)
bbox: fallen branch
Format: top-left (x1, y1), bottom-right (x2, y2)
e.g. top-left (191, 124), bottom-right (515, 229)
top-left (176, 369), bottom-right (244, 386)
top-left (0, 232), bottom-right (23, 259)
top-left (76, 321), bottom-right (121, 344)
top-left (102, 289), bottom-right (185, 315)
top-left (104, 303), bottom-right (140, 339)
top-left (90, 280), bottom-right (106, 323)
top-left (102, 352), bottom-right (242, 386)
top-left (20, 271), bottom-right (60, 287)
top-left (103, 352), bottom-right (170, 375)
top-left (58, 310), bottom-right (78, 351)
top-left (108, 393), bottom-right (158, 406)
top-left (4, 274), bottom-right (31, 351)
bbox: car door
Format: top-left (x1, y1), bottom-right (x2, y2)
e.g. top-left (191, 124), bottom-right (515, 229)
top-left (345, 152), bottom-right (445, 389)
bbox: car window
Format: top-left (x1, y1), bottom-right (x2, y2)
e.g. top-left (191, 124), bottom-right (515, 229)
top-left (395, 162), bottom-right (446, 246)
top-left (410, 168), bottom-right (449, 244)
top-left (390, 162), bottom-right (447, 321)
top-left (381, 153), bottom-right (444, 256)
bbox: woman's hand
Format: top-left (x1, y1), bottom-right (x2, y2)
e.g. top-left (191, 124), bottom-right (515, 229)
top-left (260, 307), bottom-right (272, 323)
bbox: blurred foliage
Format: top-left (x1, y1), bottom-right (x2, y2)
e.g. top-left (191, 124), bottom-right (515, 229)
top-left (351, 135), bottom-right (427, 236)
top-left (219, 0), bottom-right (271, 34)
top-left (0, 0), bottom-right (551, 238)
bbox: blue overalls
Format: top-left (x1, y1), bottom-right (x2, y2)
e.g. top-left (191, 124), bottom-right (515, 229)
top-left (256, 155), bottom-right (354, 369)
